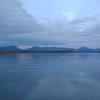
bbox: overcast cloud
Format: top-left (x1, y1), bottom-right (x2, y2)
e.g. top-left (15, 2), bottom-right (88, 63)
top-left (0, 0), bottom-right (100, 48)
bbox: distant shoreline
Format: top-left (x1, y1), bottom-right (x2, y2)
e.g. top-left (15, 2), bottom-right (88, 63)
top-left (0, 51), bottom-right (74, 54)
top-left (0, 46), bottom-right (100, 54)
top-left (0, 51), bottom-right (100, 55)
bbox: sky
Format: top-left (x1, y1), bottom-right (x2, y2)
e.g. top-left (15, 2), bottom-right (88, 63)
top-left (0, 0), bottom-right (100, 48)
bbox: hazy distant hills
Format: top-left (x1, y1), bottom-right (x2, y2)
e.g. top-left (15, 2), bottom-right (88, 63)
top-left (76, 47), bottom-right (95, 53)
top-left (0, 46), bottom-right (100, 53)
top-left (25, 47), bottom-right (75, 53)
top-left (0, 46), bottom-right (20, 52)
top-left (76, 47), bottom-right (100, 53)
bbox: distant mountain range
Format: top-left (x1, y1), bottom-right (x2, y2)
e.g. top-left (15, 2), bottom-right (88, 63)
top-left (0, 46), bottom-right (100, 53)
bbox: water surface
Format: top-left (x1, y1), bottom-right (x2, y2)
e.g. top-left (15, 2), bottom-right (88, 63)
top-left (0, 53), bottom-right (100, 100)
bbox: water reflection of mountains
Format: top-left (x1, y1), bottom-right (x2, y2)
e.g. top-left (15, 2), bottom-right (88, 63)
top-left (0, 46), bottom-right (100, 53)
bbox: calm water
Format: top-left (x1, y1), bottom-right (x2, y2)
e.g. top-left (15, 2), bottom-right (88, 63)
top-left (0, 53), bottom-right (100, 100)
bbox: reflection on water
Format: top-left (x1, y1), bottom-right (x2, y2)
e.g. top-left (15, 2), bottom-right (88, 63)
top-left (0, 53), bottom-right (100, 100)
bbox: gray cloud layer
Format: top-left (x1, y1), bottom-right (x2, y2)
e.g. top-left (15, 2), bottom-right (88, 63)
top-left (0, 0), bottom-right (100, 47)
top-left (0, 0), bottom-right (44, 46)
top-left (0, 0), bottom-right (44, 34)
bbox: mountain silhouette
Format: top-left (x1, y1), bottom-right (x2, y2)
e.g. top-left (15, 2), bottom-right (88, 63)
top-left (0, 46), bottom-right (20, 52)
top-left (76, 47), bottom-right (95, 53)
top-left (25, 47), bottom-right (75, 53)
top-left (0, 46), bottom-right (100, 53)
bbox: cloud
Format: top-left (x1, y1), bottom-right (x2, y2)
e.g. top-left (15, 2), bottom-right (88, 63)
top-left (0, 0), bottom-right (47, 47)
top-left (10, 15), bottom-right (100, 47)
top-left (0, 0), bottom-right (100, 47)
top-left (0, 0), bottom-right (44, 44)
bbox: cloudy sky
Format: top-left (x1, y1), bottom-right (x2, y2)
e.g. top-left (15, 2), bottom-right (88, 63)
top-left (0, 0), bottom-right (100, 48)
